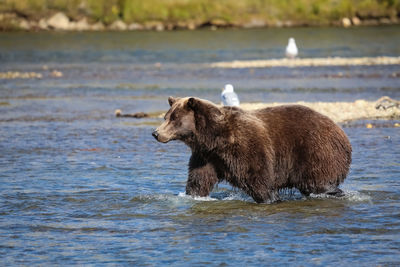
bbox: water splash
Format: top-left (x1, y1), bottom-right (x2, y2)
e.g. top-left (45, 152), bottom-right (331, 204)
top-left (309, 189), bottom-right (371, 202)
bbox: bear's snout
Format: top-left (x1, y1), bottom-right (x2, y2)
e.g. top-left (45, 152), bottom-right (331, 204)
top-left (152, 130), bottom-right (159, 140)
top-left (152, 129), bottom-right (172, 143)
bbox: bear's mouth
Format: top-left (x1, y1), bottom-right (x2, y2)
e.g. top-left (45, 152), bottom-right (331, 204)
top-left (157, 137), bottom-right (171, 143)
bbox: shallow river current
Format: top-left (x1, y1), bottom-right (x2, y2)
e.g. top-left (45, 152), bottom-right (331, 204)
top-left (1, 26), bottom-right (400, 265)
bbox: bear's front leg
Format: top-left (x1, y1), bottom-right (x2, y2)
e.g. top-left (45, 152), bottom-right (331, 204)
top-left (186, 155), bottom-right (218, 197)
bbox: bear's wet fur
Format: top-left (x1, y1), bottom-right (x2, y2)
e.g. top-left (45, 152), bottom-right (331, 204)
top-left (152, 97), bottom-right (352, 203)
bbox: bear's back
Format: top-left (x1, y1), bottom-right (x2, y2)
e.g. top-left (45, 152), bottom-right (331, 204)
top-left (251, 104), bottom-right (340, 140)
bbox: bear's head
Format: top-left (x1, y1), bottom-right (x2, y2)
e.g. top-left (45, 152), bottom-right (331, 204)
top-left (152, 96), bottom-right (224, 145)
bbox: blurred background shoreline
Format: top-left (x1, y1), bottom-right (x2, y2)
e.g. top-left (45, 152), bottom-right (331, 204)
top-left (1, 0), bottom-right (400, 31)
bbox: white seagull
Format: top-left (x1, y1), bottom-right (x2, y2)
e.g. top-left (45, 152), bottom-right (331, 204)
top-left (221, 84), bottom-right (240, 107)
top-left (285, 37), bottom-right (298, 59)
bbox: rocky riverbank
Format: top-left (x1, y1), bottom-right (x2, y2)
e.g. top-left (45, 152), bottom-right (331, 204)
top-left (0, 11), bottom-right (399, 32)
top-left (117, 98), bottom-right (400, 124)
top-left (240, 99), bottom-right (400, 124)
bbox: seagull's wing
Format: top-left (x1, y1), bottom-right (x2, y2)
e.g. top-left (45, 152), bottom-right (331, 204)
top-left (222, 92), bottom-right (240, 106)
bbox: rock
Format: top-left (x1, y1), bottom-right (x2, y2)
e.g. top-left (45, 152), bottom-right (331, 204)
top-left (210, 19), bottom-right (228, 27)
top-left (0, 13), bottom-right (17, 21)
top-left (73, 18), bottom-right (90, 31)
top-left (187, 22), bottom-right (196, 30)
top-left (38, 18), bottom-right (48, 30)
top-left (144, 21), bottom-right (164, 31)
top-left (173, 21), bottom-right (184, 30)
top-left (109, 20), bottom-right (127, 31)
top-left (274, 20), bottom-right (294, 27)
top-left (274, 20), bottom-right (284, 28)
top-left (19, 19), bottom-right (30, 30)
top-left (90, 21), bottom-right (105, 31)
top-left (29, 21), bottom-right (38, 29)
top-left (115, 109), bottom-right (149, 118)
top-left (390, 16), bottom-right (398, 24)
top-left (285, 21), bottom-right (295, 27)
top-left (166, 23), bottom-right (175, 30)
top-left (363, 19), bottom-right (379, 26)
top-left (379, 18), bottom-right (391, 25)
top-left (351, 17), bottom-right (361, 26)
top-left (341, 17), bottom-right (351, 28)
top-left (243, 18), bottom-right (266, 28)
top-left (47, 12), bottom-right (70, 30)
top-left (154, 22), bottom-right (164, 31)
top-left (128, 23), bottom-right (143, 30)
top-left (174, 21), bottom-right (196, 30)
top-left (50, 70), bottom-right (63, 78)
top-left (68, 21), bottom-right (77, 30)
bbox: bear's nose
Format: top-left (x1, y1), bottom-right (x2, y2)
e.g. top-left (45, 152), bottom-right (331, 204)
top-left (152, 130), bottom-right (159, 140)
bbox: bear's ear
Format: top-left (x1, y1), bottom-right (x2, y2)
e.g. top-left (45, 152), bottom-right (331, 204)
top-left (187, 97), bottom-right (198, 110)
top-left (168, 96), bottom-right (176, 107)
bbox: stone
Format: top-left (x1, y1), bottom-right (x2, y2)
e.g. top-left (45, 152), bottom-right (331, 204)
top-left (90, 21), bottom-right (105, 31)
top-left (47, 12), bottom-right (70, 30)
top-left (363, 19), bottom-right (379, 26)
top-left (352, 17), bottom-right (361, 26)
top-left (174, 21), bottom-right (196, 30)
top-left (243, 18), bottom-right (266, 28)
top-left (341, 17), bottom-right (351, 28)
top-left (144, 21), bottom-right (164, 31)
top-left (274, 20), bottom-right (284, 28)
top-left (379, 18), bottom-right (391, 25)
top-left (19, 19), bottom-right (30, 30)
top-left (390, 16), bottom-right (398, 24)
top-left (0, 13), bottom-right (17, 21)
top-left (74, 18), bottom-right (90, 31)
top-left (29, 21), bottom-right (38, 29)
top-left (210, 19), bottom-right (228, 27)
top-left (127, 23), bottom-right (143, 30)
top-left (38, 18), bottom-right (48, 30)
top-left (166, 23), bottom-right (175, 30)
top-left (154, 22), bottom-right (165, 31)
top-left (187, 22), bottom-right (196, 30)
top-left (109, 20), bottom-right (127, 31)
top-left (50, 70), bottom-right (63, 78)
top-left (68, 21), bottom-right (77, 30)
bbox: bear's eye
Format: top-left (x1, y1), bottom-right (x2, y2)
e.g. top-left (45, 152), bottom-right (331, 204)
top-left (170, 113), bottom-right (177, 121)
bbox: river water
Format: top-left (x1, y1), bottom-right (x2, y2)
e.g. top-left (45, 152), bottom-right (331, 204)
top-left (0, 26), bottom-right (400, 265)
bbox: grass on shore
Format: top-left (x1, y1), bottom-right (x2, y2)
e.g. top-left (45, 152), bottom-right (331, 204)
top-left (1, 0), bottom-right (399, 25)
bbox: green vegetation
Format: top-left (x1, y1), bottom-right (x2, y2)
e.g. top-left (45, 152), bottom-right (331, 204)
top-left (1, 0), bottom-right (399, 26)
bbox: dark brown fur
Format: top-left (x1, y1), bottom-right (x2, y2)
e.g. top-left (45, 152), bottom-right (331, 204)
top-left (152, 97), bottom-right (352, 203)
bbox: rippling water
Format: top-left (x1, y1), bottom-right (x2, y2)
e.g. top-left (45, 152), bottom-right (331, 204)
top-left (1, 26), bottom-right (400, 265)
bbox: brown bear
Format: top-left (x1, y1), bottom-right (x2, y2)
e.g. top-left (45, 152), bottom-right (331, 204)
top-left (152, 97), bottom-right (352, 203)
